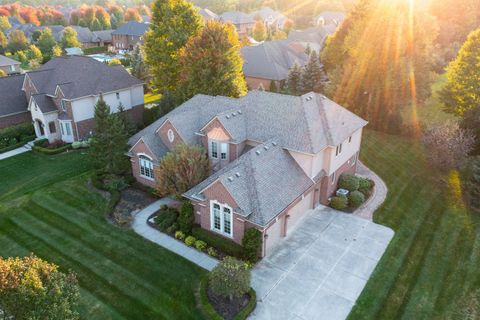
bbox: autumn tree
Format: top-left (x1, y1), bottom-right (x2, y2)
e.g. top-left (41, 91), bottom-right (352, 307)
top-left (283, 19), bottom-right (294, 34)
top-left (177, 20), bottom-right (247, 100)
top-left (155, 144), bottom-right (210, 198)
top-left (61, 26), bottom-right (80, 48)
top-left (144, 0), bottom-right (202, 98)
top-left (37, 28), bottom-right (57, 59)
top-left (124, 8), bottom-right (142, 22)
top-left (0, 255), bottom-right (80, 320)
top-left (441, 28), bottom-right (480, 116)
top-left (0, 69), bottom-right (6, 77)
top-left (0, 16), bottom-right (10, 32)
top-left (460, 106), bottom-right (480, 155)
top-left (0, 31), bottom-right (6, 54)
top-left (252, 20), bottom-right (267, 41)
top-left (7, 30), bottom-right (28, 53)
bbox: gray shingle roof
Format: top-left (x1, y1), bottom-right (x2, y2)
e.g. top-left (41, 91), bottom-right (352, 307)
top-left (184, 141), bottom-right (314, 226)
top-left (70, 26), bottom-right (95, 43)
top-left (27, 56), bottom-right (143, 100)
top-left (93, 30), bottom-right (113, 42)
top-left (31, 94), bottom-right (57, 113)
top-left (112, 21), bottom-right (149, 36)
top-left (241, 40), bottom-right (309, 81)
top-left (220, 11), bottom-right (255, 25)
top-left (0, 55), bottom-right (20, 67)
top-left (196, 7), bottom-right (219, 21)
top-left (0, 74), bottom-right (28, 117)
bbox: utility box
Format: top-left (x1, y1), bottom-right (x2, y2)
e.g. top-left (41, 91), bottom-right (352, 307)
top-left (336, 188), bottom-right (349, 197)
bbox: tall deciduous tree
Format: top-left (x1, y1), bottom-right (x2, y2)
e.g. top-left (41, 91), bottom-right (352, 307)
top-left (0, 16), bottom-right (10, 32)
top-left (0, 255), bottom-right (80, 320)
top-left (441, 28), bottom-right (480, 116)
top-left (0, 31), bottom-right (7, 54)
top-left (178, 20), bottom-right (247, 100)
top-left (460, 105), bottom-right (480, 155)
top-left (144, 0), bottom-right (202, 97)
top-left (37, 28), bottom-right (57, 59)
top-left (155, 143), bottom-right (210, 198)
top-left (61, 26), bottom-right (80, 48)
top-left (252, 20), bottom-right (267, 41)
top-left (89, 96), bottom-right (129, 175)
top-left (7, 30), bottom-right (28, 53)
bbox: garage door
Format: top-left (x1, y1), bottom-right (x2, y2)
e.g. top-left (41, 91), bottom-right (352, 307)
top-left (265, 217), bottom-right (283, 255)
top-left (286, 192), bottom-right (313, 234)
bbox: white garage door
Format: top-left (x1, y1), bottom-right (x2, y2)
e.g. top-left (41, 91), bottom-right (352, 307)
top-left (265, 218), bottom-right (283, 255)
top-left (286, 192), bottom-right (313, 234)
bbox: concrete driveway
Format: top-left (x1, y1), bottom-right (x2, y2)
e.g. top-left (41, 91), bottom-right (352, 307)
top-left (249, 206), bottom-right (394, 320)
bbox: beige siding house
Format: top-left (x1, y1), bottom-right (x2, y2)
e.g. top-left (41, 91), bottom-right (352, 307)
top-left (128, 91), bottom-right (367, 256)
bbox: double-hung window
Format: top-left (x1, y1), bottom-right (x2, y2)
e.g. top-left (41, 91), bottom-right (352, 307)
top-left (220, 143), bottom-right (228, 160)
top-left (335, 143), bottom-right (342, 156)
top-left (211, 201), bottom-right (233, 237)
top-left (211, 141), bottom-right (218, 158)
top-left (60, 100), bottom-right (66, 112)
top-left (139, 155), bottom-right (154, 179)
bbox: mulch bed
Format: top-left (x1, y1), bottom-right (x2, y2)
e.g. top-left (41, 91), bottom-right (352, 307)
top-left (207, 286), bottom-right (250, 320)
top-left (112, 188), bottom-right (158, 227)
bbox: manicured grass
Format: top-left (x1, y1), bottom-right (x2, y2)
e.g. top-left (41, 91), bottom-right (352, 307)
top-left (349, 130), bottom-right (480, 319)
top-left (0, 151), bottom-right (206, 319)
top-left (144, 92), bottom-right (162, 105)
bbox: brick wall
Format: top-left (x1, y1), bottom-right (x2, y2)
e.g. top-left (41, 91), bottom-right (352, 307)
top-left (130, 139), bottom-right (157, 188)
top-left (0, 112), bottom-right (32, 130)
top-left (23, 76), bottom-right (37, 101)
top-left (157, 119), bottom-right (184, 150)
top-left (319, 153), bottom-right (358, 204)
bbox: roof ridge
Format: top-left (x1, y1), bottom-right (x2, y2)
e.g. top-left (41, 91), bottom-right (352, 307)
top-left (314, 94), bottom-right (333, 145)
top-left (299, 95), bottom-right (315, 153)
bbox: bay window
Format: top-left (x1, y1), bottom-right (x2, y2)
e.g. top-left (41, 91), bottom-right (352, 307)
top-left (210, 201), bottom-right (233, 237)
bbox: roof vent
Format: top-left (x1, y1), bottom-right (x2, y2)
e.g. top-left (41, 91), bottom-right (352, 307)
top-left (263, 146), bottom-right (269, 151)
top-left (272, 142), bottom-right (278, 146)
top-left (255, 150), bottom-right (261, 155)
top-left (235, 172), bottom-right (241, 178)
top-left (232, 112), bottom-right (236, 117)
top-left (237, 110), bottom-right (242, 114)
top-left (228, 177), bottom-right (234, 182)
top-left (226, 115), bottom-right (230, 119)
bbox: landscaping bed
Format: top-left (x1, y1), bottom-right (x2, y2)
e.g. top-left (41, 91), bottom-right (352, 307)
top-left (112, 187), bottom-right (158, 226)
top-left (0, 123), bottom-right (35, 153)
top-left (32, 139), bottom-right (72, 155)
top-left (329, 173), bottom-right (375, 212)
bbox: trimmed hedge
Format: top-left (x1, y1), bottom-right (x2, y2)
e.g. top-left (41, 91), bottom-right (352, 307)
top-left (349, 190), bottom-right (365, 208)
top-left (83, 46), bottom-right (108, 55)
top-left (198, 276), bottom-right (257, 320)
top-left (32, 144), bottom-right (72, 155)
top-left (338, 174), bottom-right (360, 192)
top-left (192, 225), bottom-right (244, 259)
top-left (330, 195), bottom-right (348, 210)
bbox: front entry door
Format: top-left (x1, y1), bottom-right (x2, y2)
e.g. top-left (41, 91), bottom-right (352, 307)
top-left (60, 121), bottom-right (74, 143)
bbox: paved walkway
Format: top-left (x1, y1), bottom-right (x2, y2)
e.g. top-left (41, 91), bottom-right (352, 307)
top-left (131, 199), bottom-right (219, 271)
top-left (0, 145), bottom-right (31, 160)
top-left (353, 162), bottom-right (388, 221)
top-left (249, 206), bottom-right (394, 320)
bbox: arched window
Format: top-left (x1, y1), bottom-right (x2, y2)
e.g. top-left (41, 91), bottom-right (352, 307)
top-left (139, 155), bottom-right (154, 179)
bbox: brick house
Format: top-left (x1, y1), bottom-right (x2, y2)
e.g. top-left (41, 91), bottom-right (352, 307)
top-left (0, 55), bottom-right (21, 75)
top-left (128, 91), bottom-right (367, 256)
top-left (0, 74), bottom-right (30, 129)
top-left (13, 55), bottom-right (144, 142)
top-left (111, 21), bottom-right (149, 51)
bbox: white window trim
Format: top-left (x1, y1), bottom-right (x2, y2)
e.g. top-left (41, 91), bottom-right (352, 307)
top-left (138, 153), bottom-right (155, 181)
top-left (210, 140), bottom-right (218, 159)
top-left (331, 171), bottom-right (336, 185)
top-left (335, 143), bottom-right (343, 156)
top-left (60, 100), bottom-right (66, 112)
top-left (209, 139), bottom-right (229, 160)
top-left (220, 142), bottom-right (228, 160)
top-left (210, 200), bottom-right (233, 238)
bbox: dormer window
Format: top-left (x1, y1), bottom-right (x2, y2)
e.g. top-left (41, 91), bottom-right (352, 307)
top-left (61, 100), bottom-right (66, 112)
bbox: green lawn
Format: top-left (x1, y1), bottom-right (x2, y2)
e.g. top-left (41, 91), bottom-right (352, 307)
top-left (144, 92), bottom-right (162, 105)
top-left (0, 152), bottom-right (205, 319)
top-left (349, 130), bottom-right (480, 319)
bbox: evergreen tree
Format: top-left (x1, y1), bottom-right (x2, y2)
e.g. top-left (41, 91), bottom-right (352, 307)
top-left (252, 20), bottom-right (267, 41)
top-left (300, 51), bottom-right (326, 94)
top-left (287, 63), bottom-right (302, 95)
top-left (130, 45), bottom-right (147, 80)
top-left (269, 80), bottom-right (277, 92)
top-left (7, 30), bottom-right (28, 53)
top-left (465, 158), bottom-right (480, 214)
top-left (61, 27), bottom-right (80, 48)
top-left (37, 28), bottom-right (57, 59)
top-left (441, 28), bottom-right (480, 116)
top-left (89, 96), bottom-right (129, 175)
top-left (144, 0), bottom-right (202, 97)
top-left (177, 20), bottom-right (247, 100)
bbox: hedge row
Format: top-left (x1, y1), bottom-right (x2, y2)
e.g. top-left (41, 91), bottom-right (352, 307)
top-left (0, 135), bottom-right (35, 154)
top-left (198, 276), bottom-right (256, 320)
top-left (83, 46), bottom-right (108, 55)
top-left (32, 144), bottom-right (72, 155)
top-left (192, 225), bottom-right (244, 259)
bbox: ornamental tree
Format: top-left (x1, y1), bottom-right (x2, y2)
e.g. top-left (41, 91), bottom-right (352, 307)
top-left (177, 20), bottom-right (247, 100)
top-left (61, 26), bottom-right (80, 48)
top-left (209, 257), bottom-right (251, 300)
top-left (0, 255), bottom-right (80, 320)
top-left (252, 20), bottom-right (267, 41)
top-left (144, 0), bottom-right (202, 97)
top-left (7, 30), bottom-right (28, 53)
top-left (441, 28), bottom-right (480, 116)
top-left (154, 143), bottom-right (210, 198)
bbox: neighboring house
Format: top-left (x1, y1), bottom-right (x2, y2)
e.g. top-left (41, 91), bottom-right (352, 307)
top-left (241, 40), bottom-right (309, 90)
top-left (252, 7), bottom-right (287, 29)
top-left (6, 24), bottom-right (65, 42)
top-left (128, 91), bottom-right (367, 256)
top-left (111, 21), bottom-right (149, 51)
top-left (14, 55), bottom-right (144, 142)
top-left (314, 11), bottom-right (346, 27)
top-left (220, 11), bottom-right (255, 36)
top-left (287, 26), bottom-right (332, 52)
top-left (0, 74), bottom-right (30, 129)
top-left (0, 55), bottom-right (21, 75)
top-left (70, 26), bottom-right (113, 48)
top-left (196, 7), bottom-right (219, 23)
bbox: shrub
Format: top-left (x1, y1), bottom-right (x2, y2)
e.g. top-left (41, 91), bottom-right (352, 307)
top-left (207, 247), bottom-right (217, 257)
top-left (103, 174), bottom-right (129, 191)
top-left (175, 231), bottom-right (186, 240)
top-left (178, 200), bottom-right (194, 234)
top-left (33, 138), bottom-right (48, 147)
top-left (330, 196), bottom-right (348, 210)
top-left (358, 177), bottom-right (372, 190)
top-left (185, 236), bottom-right (196, 246)
top-left (192, 225), bottom-right (244, 259)
top-left (154, 206), bottom-right (179, 232)
top-left (349, 190), bottom-right (365, 208)
top-left (338, 174), bottom-right (360, 191)
top-left (166, 223), bottom-right (178, 235)
top-left (242, 228), bottom-right (262, 262)
top-left (72, 141), bottom-right (82, 149)
top-left (81, 140), bottom-right (90, 148)
top-left (195, 240), bottom-right (207, 251)
top-left (209, 257), bottom-right (251, 299)
top-left (0, 123), bottom-right (35, 145)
